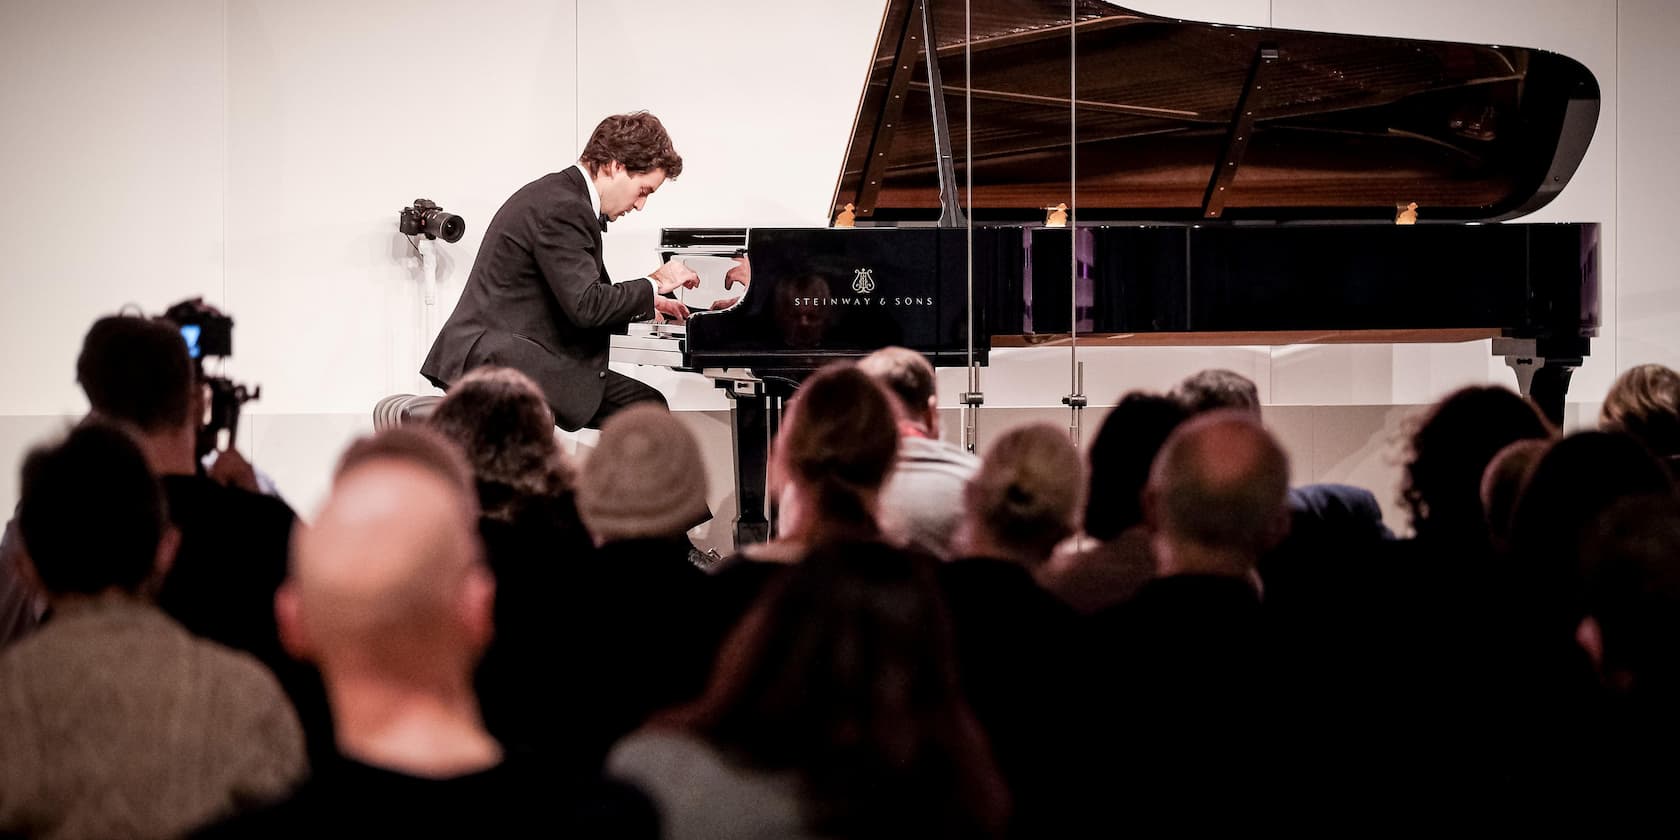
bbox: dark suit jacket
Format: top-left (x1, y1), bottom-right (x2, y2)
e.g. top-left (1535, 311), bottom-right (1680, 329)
top-left (422, 167), bottom-right (655, 430)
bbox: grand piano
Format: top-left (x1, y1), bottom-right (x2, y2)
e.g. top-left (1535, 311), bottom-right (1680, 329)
top-left (610, 0), bottom-right (1601, 546)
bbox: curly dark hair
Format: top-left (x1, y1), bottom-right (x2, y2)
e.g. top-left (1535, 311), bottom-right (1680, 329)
top-left (579, 111), bottom-right (683, 178)
top-left (427, 367), bottom-right (574, 521)
top-left (1401, 386), bottom-right (1552, 542)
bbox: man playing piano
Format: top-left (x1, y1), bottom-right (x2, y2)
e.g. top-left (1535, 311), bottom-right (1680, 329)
top-left (422, 111), bottom-right (701, 431)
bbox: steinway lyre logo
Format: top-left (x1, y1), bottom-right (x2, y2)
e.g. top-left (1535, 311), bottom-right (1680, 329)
top-left (852, 268), bottom-right (876, 294)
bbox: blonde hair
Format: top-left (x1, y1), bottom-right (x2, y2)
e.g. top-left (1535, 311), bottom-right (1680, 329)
top-left (964, 423), bottom-right (1084, 563)
top-left (1600, 364), bottom-right (1680, 458)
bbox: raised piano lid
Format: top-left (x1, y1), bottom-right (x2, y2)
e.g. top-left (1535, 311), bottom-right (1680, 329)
top-left (834, 0), bottom-right (1600, 223)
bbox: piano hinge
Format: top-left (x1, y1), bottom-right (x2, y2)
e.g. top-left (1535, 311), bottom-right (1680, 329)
top-left (1201, 42), bottom-right (1279, 220)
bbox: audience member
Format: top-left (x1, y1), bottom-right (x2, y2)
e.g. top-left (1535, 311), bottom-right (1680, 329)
top-left (203, 427), bottom-right (654, 837)
top-left (942, 424), bottom-right (1091, 835)
top-left (1507, 476), bottom-right (1680, 819)
top-left (1354, 386), bottom-right (1554, 810)
top-left (1481, 437), bottom-right (1551, 554)
top-left (1578, 495), bottom-right (1680, 808)
top-left (1093, 411), bottom-right (1290, 818)
top-left (0, 424), bottom-right (305, 839)
top-left (1039, 392), bottom-right (1186, 613)
top-left (954, 423), bottom-right (1084, 568)
top-left (1170, 367), bottom-right (1260, 416)
top-left (859, 346), bottom-right (979, 558)
top-left (427, 367), bottom-right (597, 760)
top-left (74, 314), bottom-right (329, 755)
top-left (1166, 368), bottom-right (1390, 599)
top-left (569, 405), bottom-right (727, 772)
top-left (608, 542), bottom-right (1009, 840)
top-left (742, 363), bottom-right (899, 566)
top-left (1505, 431), bottom-right (1673, 659)
top-left (0, 519), bottom-right (43, 648)
top-left (427, 365), bottom-right (582, 525)
top-left (1400, 385), bottom-right (1554, 547)
top-left (1599, 363), bottom-right (1680, 463)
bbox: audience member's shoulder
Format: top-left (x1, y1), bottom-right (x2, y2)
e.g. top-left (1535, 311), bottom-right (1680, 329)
top-left (161, 474), bottom-right (297, 526)
top-left (607, 727), bottom-right (734, 792)
top-left (897, 435), bottom-right (981, 469)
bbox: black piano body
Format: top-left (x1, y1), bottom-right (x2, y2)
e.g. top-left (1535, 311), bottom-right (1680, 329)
top-left (625, 0), bottom-right (1602, 547)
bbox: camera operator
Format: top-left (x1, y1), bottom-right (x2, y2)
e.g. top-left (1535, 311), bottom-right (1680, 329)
top-left (70, 314), bottom-right (333, 759)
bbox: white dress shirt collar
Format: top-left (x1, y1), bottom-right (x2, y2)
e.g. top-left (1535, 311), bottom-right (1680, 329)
top-left (574, 161), bottom-right (602, 219)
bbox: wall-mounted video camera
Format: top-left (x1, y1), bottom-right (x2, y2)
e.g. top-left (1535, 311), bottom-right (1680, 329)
top-left (398, 198), bottom-right (465, 243)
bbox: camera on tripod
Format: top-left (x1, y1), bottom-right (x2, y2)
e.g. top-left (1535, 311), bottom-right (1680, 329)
top-left (398, 198), bottom-right (465, 243)
top-left (161, 298), bottom-right (261, 459)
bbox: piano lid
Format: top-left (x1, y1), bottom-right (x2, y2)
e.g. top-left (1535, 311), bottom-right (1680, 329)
top-left (834, 0), bottom-right (1600, 223)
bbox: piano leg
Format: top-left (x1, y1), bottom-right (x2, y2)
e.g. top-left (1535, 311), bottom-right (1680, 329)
top-left (1494, 337), bottom-right (1584, 427)
top-left (726, 389), bottom-right (773, 548)
top-left (1530, 364), bottom-right (1576, 429)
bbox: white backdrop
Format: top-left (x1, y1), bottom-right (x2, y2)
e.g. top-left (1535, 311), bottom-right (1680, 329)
top-left (2, 0), bottom-right (1676, 540)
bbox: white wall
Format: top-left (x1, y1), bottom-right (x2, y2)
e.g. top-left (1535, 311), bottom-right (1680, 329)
top-left (3, 0), bottom-right (1677, 541)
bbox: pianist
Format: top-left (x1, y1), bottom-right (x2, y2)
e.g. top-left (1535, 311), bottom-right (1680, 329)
top-left (422, 111), bottom-right (700, 431)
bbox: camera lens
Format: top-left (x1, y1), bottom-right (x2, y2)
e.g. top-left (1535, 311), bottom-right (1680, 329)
top-left (435, 213), bottom-right (465, 243)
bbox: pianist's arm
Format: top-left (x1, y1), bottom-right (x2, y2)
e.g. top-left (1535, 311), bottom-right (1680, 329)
top-left (529, 205), bottom-right (655, 330)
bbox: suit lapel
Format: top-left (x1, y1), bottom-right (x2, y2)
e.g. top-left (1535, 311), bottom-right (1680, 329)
top-left (560, 167), bottom-right (610, 284)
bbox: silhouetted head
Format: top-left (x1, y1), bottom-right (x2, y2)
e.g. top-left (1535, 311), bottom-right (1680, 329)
top-left (76, 315), bottom-right (194, 435)
top-left (1402, 386), bottom-right (1552, 543)
top-left (1084, 392), bottom-right (1188, 540)
top-left (16, 423), bottom-right (170, 598)
top-left (1507, 430), bottom-right (1674, 635)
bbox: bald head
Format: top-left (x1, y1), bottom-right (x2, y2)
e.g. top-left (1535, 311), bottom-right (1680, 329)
top-left (285, 456), bottom-right (489, 676)
top-left (1148, 411), bottom-right (1290, 559)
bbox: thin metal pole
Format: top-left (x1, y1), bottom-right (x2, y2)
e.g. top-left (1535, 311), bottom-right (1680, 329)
top-left (1066, 0), bottom-right (1085, 445)
top-left (962, 0), bottom-right (984, 452)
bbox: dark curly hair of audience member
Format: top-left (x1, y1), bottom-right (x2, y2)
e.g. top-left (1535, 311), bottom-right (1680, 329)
top-left (426, 367), bottom-right (574, 521)
top-left (1401, 386), bottom-right (1552, 542)
top-left (770, 363), bottom-right (899, 545)
top-left (655, 542), bottom-right (1009, 839)
top-left (964, 423), bottom-right (1085, 564)
top-left (1083, 393), bottom-right (1188, 540)
top-left (16, 423), bottom-right (167, 596)
top-left (1600, 363), bottom-right (1680, 460)
top-left (1507, 431), bottom-right (1674, 635)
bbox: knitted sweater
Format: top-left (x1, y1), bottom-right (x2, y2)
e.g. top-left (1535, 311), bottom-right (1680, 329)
top-left (0, 596), bottom-right (307, 839)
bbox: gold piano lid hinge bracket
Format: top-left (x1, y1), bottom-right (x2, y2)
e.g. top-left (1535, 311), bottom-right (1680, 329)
top-left (1396, 202), bottom-right (1419, 224)
top-left (1201, 42), bottom-right (1279, 220)
top-left (1045, 203), bottom-right (1069, 227)
top-left (835, 203), bottom-right (857, 228)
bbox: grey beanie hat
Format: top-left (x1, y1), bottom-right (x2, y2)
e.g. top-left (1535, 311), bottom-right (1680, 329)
top-left (577, 405), bottom-right (711, 542)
